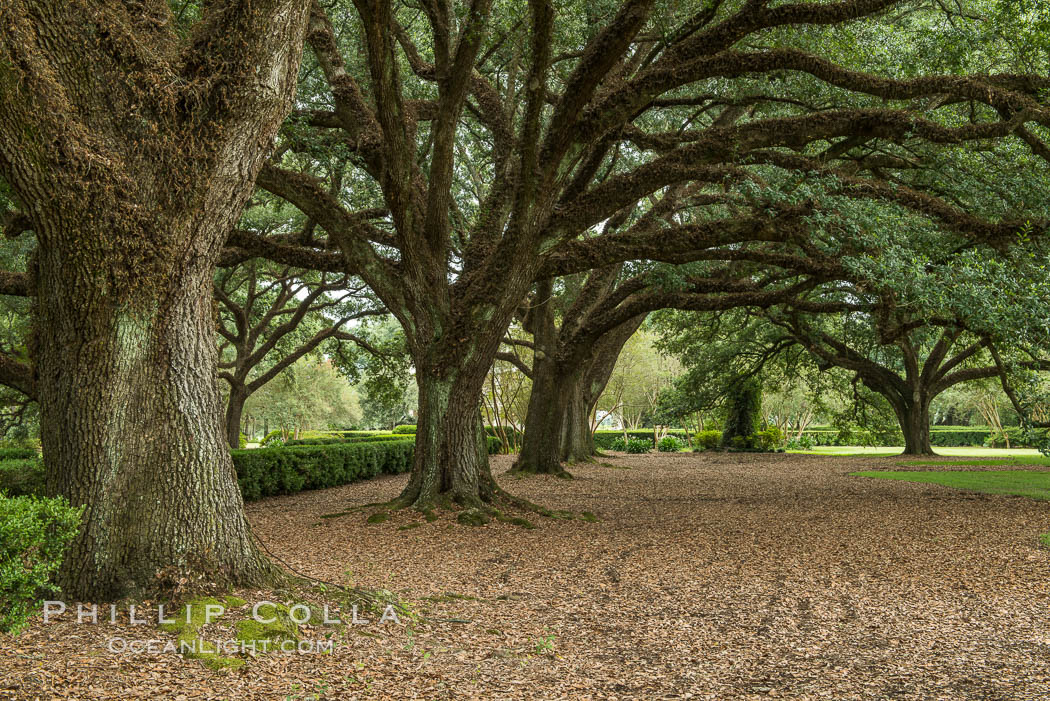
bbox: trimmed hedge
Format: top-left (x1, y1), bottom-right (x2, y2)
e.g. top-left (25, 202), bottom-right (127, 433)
top-left (232, 440), bottom-right (415, 501)
top-left (259, 429), bottom-right (383, 446)
top-left (393, 425), bottom-right (417, 434)
top-left (593, 429), bottom-right (690, 449)
top-left (0, 493), bottom-right (82, 633)
top-left (232, 436), bottom-right (503, 501)
top-left (798, 426), bottom-right (1049, 448)
top-left (283, 434), bottom-right (406, 446)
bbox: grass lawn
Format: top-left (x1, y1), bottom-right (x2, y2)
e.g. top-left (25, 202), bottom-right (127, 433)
top-left (852, 467), bottom-right (1050, 546)
top-left (851, 469), bottom-right (1050, 500)
top-left (791, 445), bottom-right (1046, 459)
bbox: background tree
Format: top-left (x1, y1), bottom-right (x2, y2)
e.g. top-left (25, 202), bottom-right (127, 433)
top-left (215, 258), bottom-right (384, 447)
top-left (244, 358), bottom-right (360, 439)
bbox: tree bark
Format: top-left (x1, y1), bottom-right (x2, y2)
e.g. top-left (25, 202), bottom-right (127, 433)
top-left (561, 380), bottom-right (596, 464)
top-left (893, 395), bottom-right (934, 456)
top-left (226, 385), bottom-right (249, 450)
top-left (396, 366), bottom-right (498, 510)
top-left (37, 243), bottom-right (274, 600)
top-left (513, 359), bottom-right (575, 478)
top-left (515, 310), bottom-right (643, 473)
top-left (0, 0), bottom-right (311, 599)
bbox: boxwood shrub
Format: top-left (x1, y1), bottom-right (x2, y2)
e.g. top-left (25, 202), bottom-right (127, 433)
top-left (392, 425), bottom-right (417, 434)
top-left (593, 429), bottom-right (691, 450)
top-left (0, 493), bottom-right (82, 633)
top-left (692, 430), bottom-right (722, 451)
top-left (232, 440), bottom-right (416, 501)
top-left (232, 436), bottom-right (503, 501)
top-left (283, 434), bottom-right (406, 446)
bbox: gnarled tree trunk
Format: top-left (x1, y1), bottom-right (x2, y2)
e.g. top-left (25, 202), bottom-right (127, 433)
top-left (38, 240), bottom-right (273, 599)
top-left (516, 311), bottom-right (644, 474)
top-left (0, 0), bottom-right (311, 599)
top-left (892, 394), bottom-right (934, 456)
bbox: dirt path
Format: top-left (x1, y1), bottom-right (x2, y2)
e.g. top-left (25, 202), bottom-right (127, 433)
top-left (3, 452), bottom-right (1050, 699)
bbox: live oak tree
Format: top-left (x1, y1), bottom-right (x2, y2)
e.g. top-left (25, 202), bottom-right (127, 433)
top-left (510, 259), bottom-right (826, 475)
top-left (0, 0), bottom-right (311, 599)
top-left (215, 259), bottom-right (384, 448)
top-left (248, 0), bottom-right (1050, 513)
top-left (766, 303), bottom-right (1005, 455)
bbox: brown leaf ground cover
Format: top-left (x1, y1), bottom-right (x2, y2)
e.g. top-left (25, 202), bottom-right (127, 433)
top-left (3, 452), bottom-right (1050, 700)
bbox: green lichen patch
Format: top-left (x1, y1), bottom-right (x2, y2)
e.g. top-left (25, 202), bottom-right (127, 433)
top-left (158, 596), bottom-right (243, 670)
top-left (366, 511), bottom-right (390, 524)
top-left (456, 508), bottom-right (490, 526)
top-left (493, 511), bottom-right (536, 529)
top-left (234, 603), bottom-right (300, 651)
top-left (578, 511), bottom-right (598, 522)
top-left (398, 522), bottom-right (422, 531)
top-left (320, 510), bottom-right (355, 519)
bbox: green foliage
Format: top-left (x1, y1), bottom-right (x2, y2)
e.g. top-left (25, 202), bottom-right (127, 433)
top-left (0, 458), bottom-right (43, 497)
top-left (0, 494), bottom-right (82, 633)
top-left (752, 427), bottom-right (785, 452)
top-left (796, 426), bottom-right (1050, 448)
top-left (657, 435), bottom-right (683, 452)
top-left (244, 359), bottom-right (361, 440)
top-left (786, 434), bottom-right (815, 451)
top-left (231, 440), bottom-right (415, 502)
top-left (232, 437), bottom-right (502, 501)
top-left (721, 379), bottom-right (762, 448)
top-left (593, 429), bottom-right (690, 450)
top-left (624, 438), bottom-right (652, 454)
top-left (392, 425), bottom-right (417, 434)
top-left (692, 430), bottom-right (722, 451)
top-left (283, 434), bottom-right (406, 446)
top-left (0, 448), bottom-right (36, 460)
top-left (238, 432), bottom-right (248, 449)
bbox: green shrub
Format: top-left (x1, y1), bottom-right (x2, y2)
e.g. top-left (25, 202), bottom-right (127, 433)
top-left (610, 437), bottom-right (627, 451)
top-left (238, 433), bottom-right (248, 449)
top-left (693, 430), bottom-right (722, 451)
top-left (624, 438), bottom-right (651, 454)
top-left (0, 459), bottom-right (44, 497)
top-left (657, 435), bottom-right (683, 452)
top-left (752, 427), bottom-right (785, 452)
top-left (786, 434), bottom-right (815, 450)
top-left (728, 435), bottom-right (750, 450)
top-left (232, 436), bottom-right (502, 501)
top-left (721, 378), bottom-right (761, 448)
top-left (0, 494), bottom-right (82, 633)
top-left (593, 429), bottom-right (691, 450)
top-left (232, 440), bottom-right (415, 501)
top-left (392, 425), bottom-right (417, 434)
top-left (284, 434), bottom-right (406, 446)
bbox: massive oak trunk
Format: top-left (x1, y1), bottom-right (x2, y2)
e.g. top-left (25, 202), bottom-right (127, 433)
top-left (398, 367), bottom-right (497, 509)
top-left (892, 394), bottom-right (934, 456)
top-left (515, 310), bottom-right (643, 475)
top-left (38, 241), bottom-right (272, 599)
top-left (513, 360), bottom-right (577, 478)
top-left (0, 0), bottom-right (311, 599)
